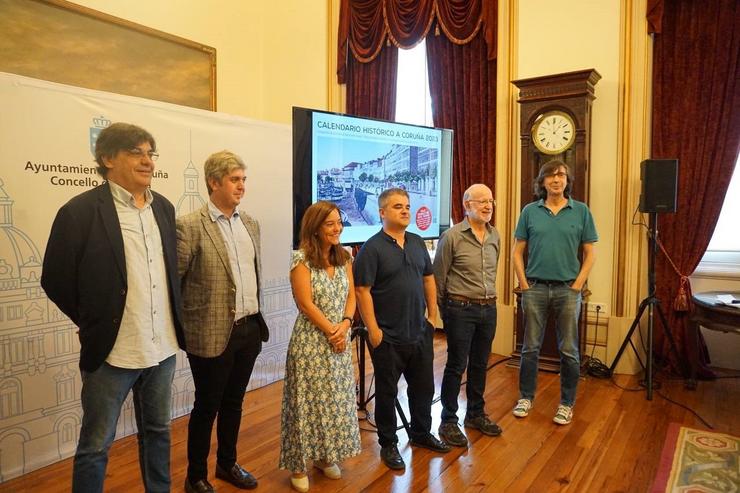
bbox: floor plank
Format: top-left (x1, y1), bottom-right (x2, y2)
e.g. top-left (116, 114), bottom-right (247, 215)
top-left (3, 332), bottom-right (738, 493)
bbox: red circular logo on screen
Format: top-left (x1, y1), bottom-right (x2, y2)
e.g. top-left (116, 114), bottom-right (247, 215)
top-left (416, 206), bottom-right (432, 231)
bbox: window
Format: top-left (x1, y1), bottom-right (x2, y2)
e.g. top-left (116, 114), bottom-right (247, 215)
top-left (57, 378), bottom-right (74, 403)
top-left (61, 421), bottom-right (76, 443)
top-left (7, 305), bottom-right (23, 321)
top-left (0, 380), bottom-right (21, 419)
top-left (55, 329), bottom-right (73, 355)
top-left (395, 39), bottom-right (434, 127)
top-left (697, 155), bottom-right (740, 276)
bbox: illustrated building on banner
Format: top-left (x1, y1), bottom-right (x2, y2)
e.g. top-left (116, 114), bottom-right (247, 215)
top-left (0, 71), bottom-right (298, 481)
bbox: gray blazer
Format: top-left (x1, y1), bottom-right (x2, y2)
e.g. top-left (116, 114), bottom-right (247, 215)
top-left (177, 204), bottom-right (269, 358)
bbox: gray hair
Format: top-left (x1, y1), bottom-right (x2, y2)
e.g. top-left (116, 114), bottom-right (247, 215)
top-left (378, 187), bottom-right (409, 209)
top-left (462, 183), bottom-right (492, 202)
top-left (204, 150), bottom-right (246, 194)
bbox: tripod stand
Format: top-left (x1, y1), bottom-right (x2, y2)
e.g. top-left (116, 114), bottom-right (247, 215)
top-left (351, 326), bottom-right (411, 434)
top-left (609, 212), bottom-right (691, 399)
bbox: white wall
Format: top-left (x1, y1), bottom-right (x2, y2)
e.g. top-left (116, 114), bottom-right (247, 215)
top-left (517, 0), bottom-right (620, 333)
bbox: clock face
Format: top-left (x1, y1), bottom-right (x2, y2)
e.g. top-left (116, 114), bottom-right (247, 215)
top-left (531, 111), bottom-right (575, 155)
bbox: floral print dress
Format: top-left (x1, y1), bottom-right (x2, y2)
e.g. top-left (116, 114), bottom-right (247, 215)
top-left (279, 250), bottom-right (361, 472)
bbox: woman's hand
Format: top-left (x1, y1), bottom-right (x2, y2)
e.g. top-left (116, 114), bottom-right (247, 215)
top-left (328, 320), bottom-right (350, 353)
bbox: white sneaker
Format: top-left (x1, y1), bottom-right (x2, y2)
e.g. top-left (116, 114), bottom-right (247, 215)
top-left (553, 404), bottom-right (573, 425)
top-left (513, 398), bottom-right (532, 418)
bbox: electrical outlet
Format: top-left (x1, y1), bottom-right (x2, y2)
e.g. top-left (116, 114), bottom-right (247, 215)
top-left (587, 302), bottom-right (608, 315)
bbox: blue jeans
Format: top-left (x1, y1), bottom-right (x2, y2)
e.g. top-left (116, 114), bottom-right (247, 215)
top-left (72, 355), bottom-right (176, 493)
top-left (440, 299), bottom-right (496, 423)
top-left (519, 282), bottom-right (581, 407)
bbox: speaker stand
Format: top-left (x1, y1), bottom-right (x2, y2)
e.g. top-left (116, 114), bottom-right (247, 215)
top-left (609, 212), bottom-right (694, 398)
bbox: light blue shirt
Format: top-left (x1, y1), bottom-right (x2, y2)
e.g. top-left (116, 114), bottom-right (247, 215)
top-left (207, 200), bottom-right (259, 321)
top-left (106, 181), bottom-right (179, 368)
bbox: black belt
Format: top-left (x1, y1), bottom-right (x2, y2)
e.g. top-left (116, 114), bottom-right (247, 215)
top-left (447, 294), bottom-right (497, 305)
top-left (233, 314), bottom-right (258, 326)
top-left (528, 278), bottom-right (574, 286)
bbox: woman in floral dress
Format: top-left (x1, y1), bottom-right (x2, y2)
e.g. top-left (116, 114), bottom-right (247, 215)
top-left (279, 201), bottom-right (361, 492)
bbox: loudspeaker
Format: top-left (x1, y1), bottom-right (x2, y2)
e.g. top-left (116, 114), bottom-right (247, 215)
top-left (639, 159), bottom-right (678, 213)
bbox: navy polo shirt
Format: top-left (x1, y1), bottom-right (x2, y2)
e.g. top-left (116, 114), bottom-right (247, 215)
top-left (354, 229), bottom-right (433, 345)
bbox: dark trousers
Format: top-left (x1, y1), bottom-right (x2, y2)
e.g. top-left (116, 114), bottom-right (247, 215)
top-left (440, 300), bottom-right (497, 423)
top-left (186, 316), bottom-right (262, 481)
top-left (369, 326), bottom-right (434, 447)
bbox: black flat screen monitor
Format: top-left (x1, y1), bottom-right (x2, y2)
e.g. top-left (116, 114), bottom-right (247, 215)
top-left (292, 107), bottom-right (454, 247)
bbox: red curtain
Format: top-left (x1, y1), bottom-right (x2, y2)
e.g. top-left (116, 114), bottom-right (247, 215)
top-left (426, 28), bottom-right (497, 222)
top-left (337, 0), bottom-right (496, 83)
top-left (346, 45), bottom-right (399, 120)
top-left (650, 0), bottom-right (740, 378)
top-left (338, 0), bottom-right (498, 221)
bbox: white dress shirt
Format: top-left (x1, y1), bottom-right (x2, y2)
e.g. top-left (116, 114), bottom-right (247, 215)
top-left (207, 200), bottom-right (259, 321)
top-left (106, 181), bottom-right (179, 368)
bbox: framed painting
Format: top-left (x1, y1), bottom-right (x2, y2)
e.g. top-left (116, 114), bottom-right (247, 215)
top-left (0, 0), bottom-right (217, 110)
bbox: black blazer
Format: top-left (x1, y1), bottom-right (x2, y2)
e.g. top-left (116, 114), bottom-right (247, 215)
top-left (41, 182), bottom-right (185, 372)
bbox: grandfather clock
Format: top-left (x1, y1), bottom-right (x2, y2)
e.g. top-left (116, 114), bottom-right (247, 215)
top-left (510, 69), bottom-right (601, 371)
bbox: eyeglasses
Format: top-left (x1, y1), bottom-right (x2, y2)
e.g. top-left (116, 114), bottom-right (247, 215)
top-left (126, 147), bottom-right (159, 161)
top-left (468, 199), bottom-right (496, 206)
top-left (546, 172), bottom-right (567, 179)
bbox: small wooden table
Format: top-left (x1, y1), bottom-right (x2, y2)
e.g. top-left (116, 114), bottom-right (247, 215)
top-left (690, 291), bottom-right (740, 379)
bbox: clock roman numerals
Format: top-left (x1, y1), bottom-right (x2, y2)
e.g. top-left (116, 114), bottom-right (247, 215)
top-left (531, 111), bottom-right (575, 155)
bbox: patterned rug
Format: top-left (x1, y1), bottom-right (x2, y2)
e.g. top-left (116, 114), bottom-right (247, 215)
top-left (651, 423), bottom-right (739, 492)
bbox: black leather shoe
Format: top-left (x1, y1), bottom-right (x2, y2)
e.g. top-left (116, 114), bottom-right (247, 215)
top-left (410, 434), bottom-right (451, 453)
top-left (464, 414), bottom-right (502, 437)
top-left (380, 445), bottom-right (405, 470)
top-left (438, 422), bottom-right (468, 447)
top-left (184, 477), bottom-right (215, 493)
top-left (215, 463), bottom-right (258, 490)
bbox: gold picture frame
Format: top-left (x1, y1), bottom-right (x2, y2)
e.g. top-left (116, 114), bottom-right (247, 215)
top-left (0, 0), bottom-right (217, 110)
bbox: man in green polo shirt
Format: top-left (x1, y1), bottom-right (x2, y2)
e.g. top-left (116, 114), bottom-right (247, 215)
top-left (512, 160), bottom-right (597, 425)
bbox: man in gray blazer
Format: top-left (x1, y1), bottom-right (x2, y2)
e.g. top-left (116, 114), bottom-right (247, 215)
top-left (177, 150), bottom-right (269, 493)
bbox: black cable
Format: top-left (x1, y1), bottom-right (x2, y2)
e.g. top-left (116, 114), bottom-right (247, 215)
top-left (609, 377), bottom-right (644, 392)
top-left (590, 309), bottom-right (599, 360)
top-left (631, 205), bottom-right (650, 231)
top-left (583, 308), bottom-right (611, 378)
top-left (487, 356), bottom-right (513, 371)
top-left (655, 388), bottom-right (713, 429)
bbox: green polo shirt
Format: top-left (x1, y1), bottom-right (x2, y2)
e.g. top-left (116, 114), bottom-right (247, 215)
top-left (514, 198), bottom-right (598, 281)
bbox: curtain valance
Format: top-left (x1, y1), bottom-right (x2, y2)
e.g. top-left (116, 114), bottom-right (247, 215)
top-left (338, 0), bottom-right (496, 83)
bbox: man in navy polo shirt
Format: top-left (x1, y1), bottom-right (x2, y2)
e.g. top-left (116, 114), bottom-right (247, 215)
top-left (512, 160), bottom-right (597, 426)
top-left (354, 188), bottom-right (451, 470)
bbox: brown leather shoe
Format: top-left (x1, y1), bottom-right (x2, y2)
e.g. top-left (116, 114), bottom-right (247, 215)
top-left (438, 422), bottom-right (469, 447)
top-left (409, 434), bottom-right (452, 453)
top-left (464, 414), bottom-right (503, 436)
top-left (184, 477), bottom-right (215, 493)
top-left (215, 463), bottom-right (258, 490)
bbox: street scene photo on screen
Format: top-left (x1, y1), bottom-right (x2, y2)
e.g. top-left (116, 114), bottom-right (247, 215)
top-left (315, 140), bottom-right (438, 228)
top-left (311, 112), bottom-right (442, 242)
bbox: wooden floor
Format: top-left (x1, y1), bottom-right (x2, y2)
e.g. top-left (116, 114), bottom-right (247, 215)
top-left (4, 332), bottom-right (738, 493)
